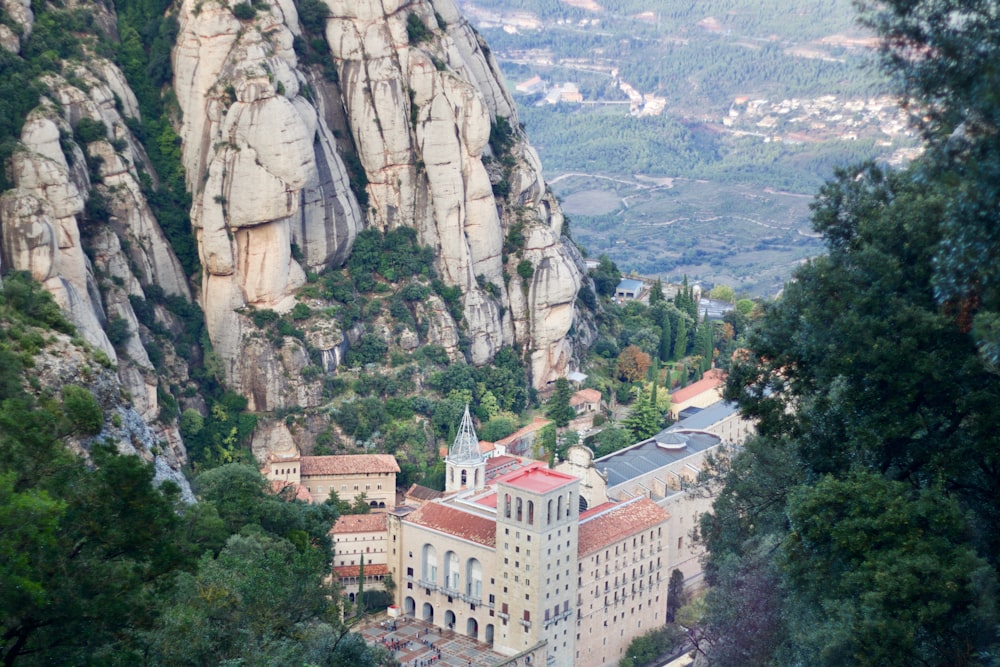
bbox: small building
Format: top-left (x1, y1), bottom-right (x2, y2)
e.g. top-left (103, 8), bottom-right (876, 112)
top-left (668, 369), bottom-right (726, 420)
top-left (490, 416), bottom-right (552, 458)
top-left (570, 388), bottom-right (603, 415)
top-left (615, 278), bottom-right (646, 301)
top-left (332, 513), bottom-right (390, 603)
top-left (264, 454), bottom-right (399, 509)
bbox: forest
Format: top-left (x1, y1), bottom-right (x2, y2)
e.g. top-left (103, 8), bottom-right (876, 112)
top-left (692, 0), bottom-right (1000, 660)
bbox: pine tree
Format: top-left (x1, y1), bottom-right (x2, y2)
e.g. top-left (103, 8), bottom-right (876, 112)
top-left (624, 388), bottom-right (661, 440)
top-left (673, 315), bottom-right (688, 360)
top-left (649, 279), bottom-right (665, 305)
top-left (659, 316), bottom-right (672, 362)
top-left (545, 377), bottom-right (575, 428)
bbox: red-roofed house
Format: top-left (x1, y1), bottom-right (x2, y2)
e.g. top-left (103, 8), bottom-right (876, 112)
top-left (264, 454), bottom-right (399, 509)
top-left (668, 369), bottom-right (726, 420)
top-left (331, 513), bottom-right (390, 603)
top-left (488, 416), bottom-right (552, 458)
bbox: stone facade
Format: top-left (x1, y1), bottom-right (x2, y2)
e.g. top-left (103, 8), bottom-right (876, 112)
top-left (386, 462), bottom-right (671, 667)
top-left (264, 453), bottom-right (399, 507)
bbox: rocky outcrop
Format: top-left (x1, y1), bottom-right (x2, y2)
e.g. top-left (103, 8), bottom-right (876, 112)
top-left (324, 0), bottom-right (581, 386)
top-left (0, 59), bottom-right (196, 476)
top-left (173, 0), bottom-right (363, 409)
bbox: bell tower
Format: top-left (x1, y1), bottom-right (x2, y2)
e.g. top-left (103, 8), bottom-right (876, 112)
top-left (445, 405), bottom-right (486, 492)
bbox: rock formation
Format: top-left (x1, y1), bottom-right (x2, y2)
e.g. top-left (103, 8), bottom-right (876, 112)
top-left (172, 0), bottom-right (582, 401)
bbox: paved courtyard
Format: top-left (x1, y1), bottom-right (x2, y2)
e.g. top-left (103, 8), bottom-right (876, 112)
top-left (358, 615), bottom-right (516, 667)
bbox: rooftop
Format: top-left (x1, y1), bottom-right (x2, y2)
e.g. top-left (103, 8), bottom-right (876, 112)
top-left (496, 462), bottom-right (578, 494)
top-left (669, 400), bottom-right (739, 432)
top-left (616, 278), bottom-right (645, 292)
top-left (405, 484), bottom-right (445, 502)
top-left (406, 502), bottom-right (497, 547)
top-left (669, 369), bottom-right (726, 404)
top-left (300, 454), bottom-right (400, 476)
top-left (570, 388), bottom-right (602, 407)
top-left (578, 497), bottom-right (670, 556)
top-left (332, 513), bottom-right (388, 534)
top-left (595, 429), bottom-right (722, 488)
top-left (333, 563), bottom-right (390, 578)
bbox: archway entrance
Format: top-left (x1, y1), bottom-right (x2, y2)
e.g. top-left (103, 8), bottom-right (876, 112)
top-left (404, 597), bottom-right (415, 616)
top-left (422, 603), bottom-right (434, 623)
top-left (467, 617), bottom-right (478, 639)
top-left (485, 624), bottom-right (494, 645)
top-left (444, 609), bottom-right (456, 631)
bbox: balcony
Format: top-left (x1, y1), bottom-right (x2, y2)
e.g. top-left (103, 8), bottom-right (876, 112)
top-left (497, 612), bottom-right (510, 620)
top-left (519, 618), bottom-right (532, 629)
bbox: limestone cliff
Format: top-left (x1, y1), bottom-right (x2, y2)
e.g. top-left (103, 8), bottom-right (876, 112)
top-left (0, 12), bottom-right (195, 484)
top-left (172, 0), bottom-right (583, 402)
top-left (1, 0), bottom-right (588, 470)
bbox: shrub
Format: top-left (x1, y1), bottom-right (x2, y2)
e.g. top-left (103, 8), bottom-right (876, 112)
top-left (63, 385), bottom-right (103, 435)
top-left (517, 259), bottom-right (534, 280)
top-left (406, 13), bottom-right (431, 44)
top-left (232, 2), bottom-right (255, 19)
top-left (74, 117), bottom-right (107, 144)
top-left (291, 302), bottom-right (312, 320)
top-left (105, 317), bottom-right (130, 349)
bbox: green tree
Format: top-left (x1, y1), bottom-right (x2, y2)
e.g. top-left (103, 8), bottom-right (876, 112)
top-left (545, 377), bottom-right (575, 427)
top-left (666, 569), bottom-right (687, 622)
top-left (672, 315), bottom-right (688, 360)
top-left (623, 388), bottom-right (661, 441)
top-left (649, 278), bottom-right (665, 305)
top-left (702, 163), bottom-right (1000, 663)
top-left (61, 385), bottom-right (104, 435)
top-left (709, 284), bottom-right (736, 303)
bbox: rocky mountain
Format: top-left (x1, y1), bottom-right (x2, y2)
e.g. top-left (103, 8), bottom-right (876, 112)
top-left (0, 0), bottom-right (589, 472)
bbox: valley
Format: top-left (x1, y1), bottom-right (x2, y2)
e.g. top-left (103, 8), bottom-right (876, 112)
top-left (460, 0), bottom-right (918, 294)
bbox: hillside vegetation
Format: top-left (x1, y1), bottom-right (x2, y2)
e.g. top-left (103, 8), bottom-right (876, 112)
top-left (695, 0), bottom-right (1000, 659)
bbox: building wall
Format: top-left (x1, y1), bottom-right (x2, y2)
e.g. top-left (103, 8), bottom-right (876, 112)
top-left (669, 387), bottom-right (724, 420)
top-left (576, 526), bottom-right (669, 666)
top-left (395, 519), bottom-right (499, 647)
top-left (494, 477), bottom-right (580, 667)
top-left (334, 528), bottom-right (387, 569)
top-left (302, 471), bottom-right (396, 507)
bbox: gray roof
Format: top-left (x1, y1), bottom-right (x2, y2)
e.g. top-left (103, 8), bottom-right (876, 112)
top-left (616, 278), bottom-right (645, 293)
top-left (668, 400), bottom-right (739, 432)
top-left (594, 429), bottom-right (721, 488)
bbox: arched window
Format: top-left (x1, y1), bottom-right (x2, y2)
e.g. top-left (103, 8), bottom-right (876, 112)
top-left (504, 493), bottom-right (512, 518)
top-left (557, 495), bottom-right (563, 522)
top-left (547, 499), bottom-right (553, 524)
top-left (421, 544), bottom-right (438, 583)
top-left (566, 492), bottom-right (573, 518)
top-left (466, 558), bottom-right (483, 599)
top-left (516, 497), bottom-right (523, 522)
top-left (444, 550), bottom-right (460, 591)
top-left (527, 500), bottom-right (534, 525)
top-left (461, 469), bottom-right (467, 487)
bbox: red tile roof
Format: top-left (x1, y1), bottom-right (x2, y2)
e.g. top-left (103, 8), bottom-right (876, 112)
top-left (300, 454), bottom-right (400, 476)
top-left (570, 388), bottom-right (602, 407)
top-left (333, 563), bottom-right (390, 578)
top-left (332, 513), bottom-right (388, 534)
top-left (405, 484), bottom-right (445, 502)
top-left (495, 417), bottom-right (552, 447)
top-left (577, 497), bottom-right (670, 557)
top-left (405, 502), bottom-right (496, 547)
top-left (669, 369), bottom-right (726, 404)
top-left (496, 462), bottom-right (577, 494)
